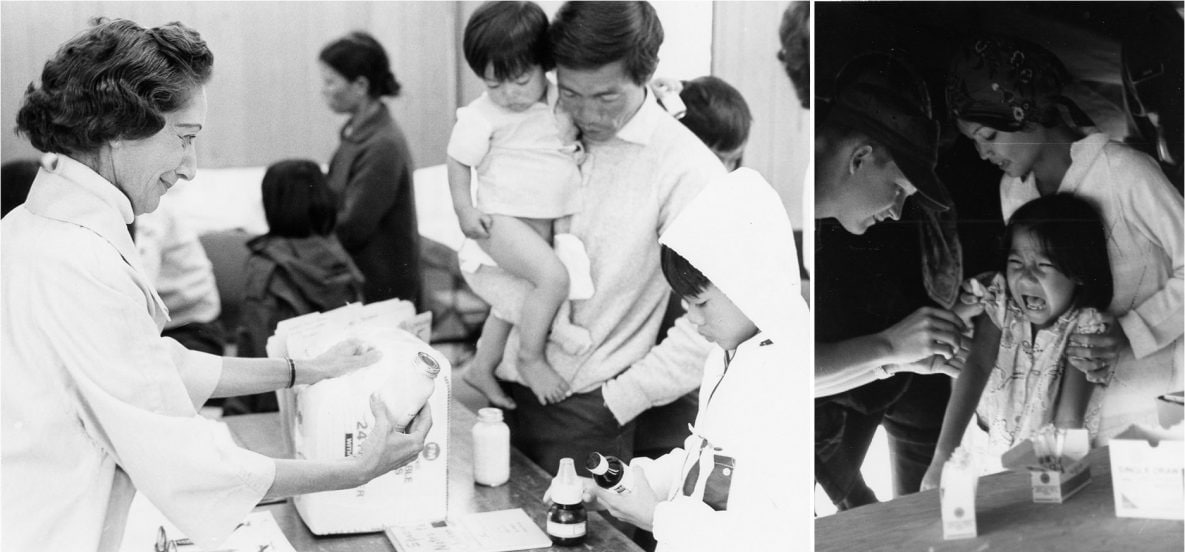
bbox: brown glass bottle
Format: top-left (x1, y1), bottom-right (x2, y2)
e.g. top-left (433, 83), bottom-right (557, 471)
top-left (546, 502), bottom-right (587, 546)
top-left (546, 457), bottom-right (587, 546)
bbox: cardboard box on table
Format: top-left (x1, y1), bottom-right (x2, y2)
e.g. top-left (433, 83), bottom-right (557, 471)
top-left (1108, 421), bottom-right (1184, 521)
top-left (268, 299), bottom-right (450, 535)
top-left (1002, 429), bottom-right (1092, 504)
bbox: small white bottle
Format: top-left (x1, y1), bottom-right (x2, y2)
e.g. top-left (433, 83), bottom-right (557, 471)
top-left (382, 351), bottom-right (440, 433)
top-left (472, 407), bottom-right (510, 487)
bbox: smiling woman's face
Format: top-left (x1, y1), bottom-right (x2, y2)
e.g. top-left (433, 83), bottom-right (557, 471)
top-left (110, 87), bottom-right (206, 215)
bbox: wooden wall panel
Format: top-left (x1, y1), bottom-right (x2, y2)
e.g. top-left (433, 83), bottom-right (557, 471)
top-left (1, 1), bottom-right (457, 170)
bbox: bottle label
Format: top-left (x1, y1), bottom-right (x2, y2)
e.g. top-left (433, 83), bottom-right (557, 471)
top-left (547, 520), bottom-right (586, 538)
top-left (605, 468), bottom-right (635, 494)
top-left (608, 482), bottom-right (632, 494)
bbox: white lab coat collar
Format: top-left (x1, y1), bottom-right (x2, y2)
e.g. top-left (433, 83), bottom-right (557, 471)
top-left (23, 152), bottom-right (170, 326)
top-left (659, 168), bottom-right (806, 346)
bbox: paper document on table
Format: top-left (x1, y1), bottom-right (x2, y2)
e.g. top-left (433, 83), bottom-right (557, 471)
top-left (120, 497), bottom-right (296, 552)
top-left (211, 511), bottom-right (297, 552)
top-left (384, 509), bottom-right (552, 552)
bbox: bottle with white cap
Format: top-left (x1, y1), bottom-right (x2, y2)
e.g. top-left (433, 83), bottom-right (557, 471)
top-left (586, 451), bottom-right (634, 494)
top-left (381, 351), bottom-right (440, 433)
top-left (472, 407), bottom-right (510, 487)
top-left (546, 458), bottom-right (587, 546)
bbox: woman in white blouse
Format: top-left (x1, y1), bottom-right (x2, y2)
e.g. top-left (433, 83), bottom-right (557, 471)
top-left (1, 18), bottom-right (431, 552)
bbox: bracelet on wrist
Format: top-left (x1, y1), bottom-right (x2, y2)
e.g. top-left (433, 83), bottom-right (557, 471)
top-left (286, 358), bottom-right (296, 388)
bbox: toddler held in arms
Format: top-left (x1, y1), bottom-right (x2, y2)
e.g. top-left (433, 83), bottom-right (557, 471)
top-left (448, 1), bottom-right (592, 409)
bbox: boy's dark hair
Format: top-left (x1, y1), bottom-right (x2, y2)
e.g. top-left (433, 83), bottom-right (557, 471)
top-left (660, 244), bottom-right (710, 299)
top-left (262, 159), bottom-right (338, 238)
top-left (464, 1), bottom-right (553, 81)
top-left (549, 1), bottom-right (663, 85)
top-left (320, 32), bottom-right (401, 98)
top-left (16, 18), bottom-right (213, 156)
top-left (679, 75), bottom-right (753, 154)
top-left (1004, 193), bottom-right (1113, 310)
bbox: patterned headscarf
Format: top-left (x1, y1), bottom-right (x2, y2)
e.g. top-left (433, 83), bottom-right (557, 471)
top-left (946, 37), bottom-right (1093, 131)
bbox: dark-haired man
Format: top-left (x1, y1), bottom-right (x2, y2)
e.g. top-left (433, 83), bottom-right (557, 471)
top-left (464, 1), bottom-right (725, 475)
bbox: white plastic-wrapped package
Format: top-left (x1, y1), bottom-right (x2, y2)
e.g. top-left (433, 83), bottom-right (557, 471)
top-left (269, 299), bottom-right (449, 535)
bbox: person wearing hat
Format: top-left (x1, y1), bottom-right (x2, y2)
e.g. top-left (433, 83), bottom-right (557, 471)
top-left (812, 52), bottom-right (970, 509)
top-left (814, 52), bottom-right (967, 396)
top-left (947, 36), bottom-right (1183, 442)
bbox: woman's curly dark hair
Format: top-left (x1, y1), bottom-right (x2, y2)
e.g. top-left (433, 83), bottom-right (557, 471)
top-left (15, 17), bottom-right (213, 155)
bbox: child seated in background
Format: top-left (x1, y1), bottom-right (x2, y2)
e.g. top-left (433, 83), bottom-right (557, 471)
top-left (448, 1), bottom-right (590, 409)
top-left (651, 72), bottom-right (755, 346)
top-left (921, 194), bottom-right (1113, 489)
top-left (588, 169), bottom-right (809, 550)
top-left (226, 159), bottom-right (364, 415)
top-left (662, 75), bottom-right (753, 171)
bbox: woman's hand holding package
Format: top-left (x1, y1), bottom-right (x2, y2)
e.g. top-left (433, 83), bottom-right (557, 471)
top-left (357, 394), bottom-right (432, 480)
top-left (1065, 312), bottom-right (1126, 385)
top-left (305, 338), bottom-right (383, 384)
top-left (591, 470), bottom-right (660, 532)
top-left (878, 307), bottom-right (968, 366)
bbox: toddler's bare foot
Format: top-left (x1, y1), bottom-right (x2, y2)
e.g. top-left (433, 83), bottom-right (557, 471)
top-left (518, 355), bottom-right (570, 405)
top-left (462, 364), bottom-right (517, 410)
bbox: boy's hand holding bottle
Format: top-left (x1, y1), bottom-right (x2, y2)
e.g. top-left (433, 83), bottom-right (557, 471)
top-left (589, 469), bottom-right (660, 532)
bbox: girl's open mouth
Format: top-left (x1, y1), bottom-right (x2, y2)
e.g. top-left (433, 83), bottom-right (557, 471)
top-left (1022, 295), bottom-right (1047, 311)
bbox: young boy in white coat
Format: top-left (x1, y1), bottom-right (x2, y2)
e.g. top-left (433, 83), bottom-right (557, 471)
top-left (589, 168), bottom-right (811, 549)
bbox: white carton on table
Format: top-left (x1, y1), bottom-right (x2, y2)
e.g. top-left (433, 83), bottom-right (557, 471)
top-left (940, 448), bottom-right (978, 540)
top-left (1108, 423), bottom-right (1184, 521)
top-left (269, 299), bottom-right (449, 535)
top-left (1001, 429), bottom-right (1092, 504)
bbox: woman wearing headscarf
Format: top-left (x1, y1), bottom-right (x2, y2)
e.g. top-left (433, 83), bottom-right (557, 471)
top-left (2, 19), bottom-right (430, 551)
top-left (947, 36), bottom-right (1183, 441)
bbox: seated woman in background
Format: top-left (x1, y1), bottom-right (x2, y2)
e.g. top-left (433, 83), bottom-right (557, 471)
top-left (1, 19), bottom-right (429, 551)
top-left (228, 159), bottom-right (366, 414)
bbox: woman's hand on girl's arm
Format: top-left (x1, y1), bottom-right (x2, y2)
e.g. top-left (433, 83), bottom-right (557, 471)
top-left (1065, 320), bottom-right (1128, 385)
top-left (301, 338), bottom-right (382, 384)
top-left (592, 470), bottom-right (660, 532)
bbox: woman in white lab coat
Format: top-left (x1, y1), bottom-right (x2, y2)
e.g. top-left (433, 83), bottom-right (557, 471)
top-left (1, 18), bottom-right (431, 552)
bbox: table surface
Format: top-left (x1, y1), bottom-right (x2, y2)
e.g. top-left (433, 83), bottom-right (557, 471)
top-left (815, 447), bottom-right (1184, 552)
top-left (226, 403), bottom-right (642, 552)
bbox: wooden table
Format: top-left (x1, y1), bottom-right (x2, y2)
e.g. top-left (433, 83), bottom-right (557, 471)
top-left (815, 447), bottom-right (1184, 552)
top-left (225, 402), bottom-right (642, 552)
